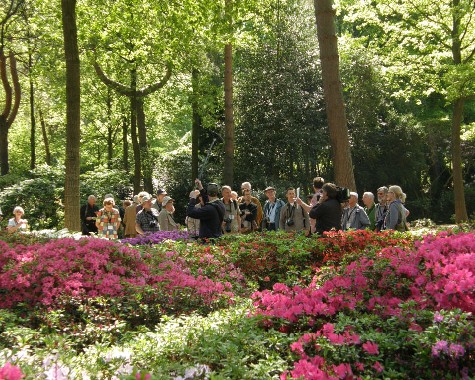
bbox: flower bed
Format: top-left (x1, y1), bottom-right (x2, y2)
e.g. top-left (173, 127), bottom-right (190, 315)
top-left (252, 231), bottom-right (475, 379)
top-left (1, 228), bottom-right (473, 379)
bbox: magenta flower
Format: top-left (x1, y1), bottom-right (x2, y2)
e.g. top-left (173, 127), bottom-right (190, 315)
top-left (0, 362), bottom-right (24, 380)
top-left (372, 361), bottom-right (384, 373)
top-left (362, 341), bottom-right (379, 355)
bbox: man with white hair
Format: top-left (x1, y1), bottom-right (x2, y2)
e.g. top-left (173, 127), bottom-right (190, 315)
top-left (240, 182), bottom-right (263, 228)
top-left (80, 195), bottom-right (99, 235)
top-left (341, 191), bottom-right (370, 231)
top-left (362, 191), bottom-right (376, 230)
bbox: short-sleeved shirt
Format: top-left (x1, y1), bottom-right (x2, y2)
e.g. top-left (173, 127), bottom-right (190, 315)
top-left (136, 208), bottom-right (160, 233)
top-left (96, 208), bottom-right (121, 239)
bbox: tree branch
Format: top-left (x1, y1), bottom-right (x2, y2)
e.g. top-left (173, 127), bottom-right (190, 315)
top-left (94, 60), bottom-right (172, 98)
top-left (0, 52), bottom-right (12, 119)
top-left (7, 52), bottom-right (20, 126)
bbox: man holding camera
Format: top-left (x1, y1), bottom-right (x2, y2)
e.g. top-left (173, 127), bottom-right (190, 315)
top-left (221, 185), bottom-right (241, 234)
top-left (135, 193), bottom-right (160, 235)
top-left (279, 187), bottom-right (309, 233)
top-left (187, 179), bottom-right (225, 240)
top-left (308, 183), bottom-right (342, 235)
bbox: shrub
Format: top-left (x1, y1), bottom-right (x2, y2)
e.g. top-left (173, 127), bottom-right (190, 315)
top-left (252, 231), bottom-right (475, 379)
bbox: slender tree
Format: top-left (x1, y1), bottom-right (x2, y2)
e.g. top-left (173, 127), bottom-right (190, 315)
top-left (313, 0), bottom-right (356, 190)
top-left (0, 0), bottom-right (24, 175)
top-left (341, 0), bottom-right (474, 221)
top-left (61, 0), bottom-right (81, 231)
top-left (93, 61), bottom-right (172, 193)
top-left (223, 0), bottom-right (235, 185)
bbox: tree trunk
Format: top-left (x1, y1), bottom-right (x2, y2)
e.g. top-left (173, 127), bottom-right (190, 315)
top-left (131, 95), bottom-right (141, 193)
top-left (449, 0), bottom-right (468, 222)
top-left (191, 68), bottom-right (201, 181)
top-left (93, 61), bottom-right (171, 193)
top-left (137, 98), bottom-right (153, 192)
top-left (106, 87), bottom-right (113, 169)
top-left (314, 0), bottom-right (356, 190)
top-left (0, 115), bottom-right (8, 174)
top-left (0, 52), bottom-right (21, 175)
top-left (39, 109), bottom-right (51, 165)
top-left (223, 0), bottom-right (234, 186)
top-left (451, 98), bottom-right (468, 222)
top-left (61, 0), bottom-right (81, 232)
top-left (29, 53), bottom-right (36, 170)
top-left (122, 115), bottom-right (129, 172)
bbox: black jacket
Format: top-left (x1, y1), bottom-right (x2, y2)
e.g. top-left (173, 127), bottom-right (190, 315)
top-left (187, 195), bottom-right (225, 239)
top-left (309, 199), bottom-right (342, 235)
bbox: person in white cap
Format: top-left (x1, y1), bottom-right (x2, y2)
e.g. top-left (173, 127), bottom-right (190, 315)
top-left (341, 191), bottom-right (370, 231)
top-left (135, 193), bottom-right (160, 235)
top-left (158, 196), bottom-right (179, 231)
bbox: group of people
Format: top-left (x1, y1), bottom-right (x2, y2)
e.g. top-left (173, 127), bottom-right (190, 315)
top-left (5, 177), bottom-right (408, 240)
top-left (181, 177), bottom-right (410, 240)
top-left (80, 190), bottom-right (177, 239)
top-left (77, 176), bottom-right (409, 240)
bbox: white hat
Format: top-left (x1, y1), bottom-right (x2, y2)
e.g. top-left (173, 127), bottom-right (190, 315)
top-left (141, 194), bottom-right (152, 203)
top-left (162, 196), bottom-right (174, 206)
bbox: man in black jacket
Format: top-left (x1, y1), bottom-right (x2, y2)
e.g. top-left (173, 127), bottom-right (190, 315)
top-left (309, 183), bottom-right (342, 235)
top-left (187, 179), bottom-right (225, 240)
top-left (80, 195), bottom-right (99, 235)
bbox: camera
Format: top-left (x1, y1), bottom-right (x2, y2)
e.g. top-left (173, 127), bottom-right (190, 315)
top-left (286, 219), bottom-right (294, 227)
top-left (224, 216), bottom-right (233, 232)
top-left (335, 186), bottom-right (350, 203)
top-left (149, 220), bottom-right (158, 228)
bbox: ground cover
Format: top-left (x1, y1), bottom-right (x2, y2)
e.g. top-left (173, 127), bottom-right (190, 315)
top-left (0, 225), bottom-right (473, 379)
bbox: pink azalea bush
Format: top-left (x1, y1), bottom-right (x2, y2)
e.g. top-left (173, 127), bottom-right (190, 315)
top-left (0, 362), bottom-right (24, 380)
top-left (252, 231), bottom-right (475, 379)
top-left (0, 238), bottom-right (149, 308)
top-left (0, 237), bottom-right (245, 315)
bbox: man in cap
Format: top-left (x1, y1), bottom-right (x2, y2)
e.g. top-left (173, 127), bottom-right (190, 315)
top-left (186, 179), bottom-right (225, 240)
top-left (239, 182), bottom-right (263, 229)
top-left (262, 186), bottom-right (285, 231)
top-left (158, 196), bottom-right (179, 231)
top-left (152, 189), bottom-right (168, 213)
top-left (136, 193), bottom-right (160, 235)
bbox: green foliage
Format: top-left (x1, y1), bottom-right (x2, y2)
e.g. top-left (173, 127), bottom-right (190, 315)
top-left (0, 165), bottom-right (65, 230)
top-left (79, 166), bottom-right (133, 202)
top-left (234, 0), bottom-right (328, 191)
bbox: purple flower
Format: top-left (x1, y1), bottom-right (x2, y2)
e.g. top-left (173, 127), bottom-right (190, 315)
top-left (432, 340), bottom-right (449, 357)
top-left (433, 311), bottom-right (444, 323)
top-left (449, 343), bottom-right (465, 358)
top-left (121, 230), bottom-right (190, 245)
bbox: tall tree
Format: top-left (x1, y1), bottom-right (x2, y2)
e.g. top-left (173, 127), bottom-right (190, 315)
top-left (0, 0), bottom-right (23, 175)
top-left (313, 0), bottom-right (356, 190)
top-left (61, 0), bottom-right (81, 231)
top-left (341, 0), bottom-right (474, 221)
top-left (223, 0), bottom-right (235, 185)
top-left (93, 62), bottom-right (172, 193)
